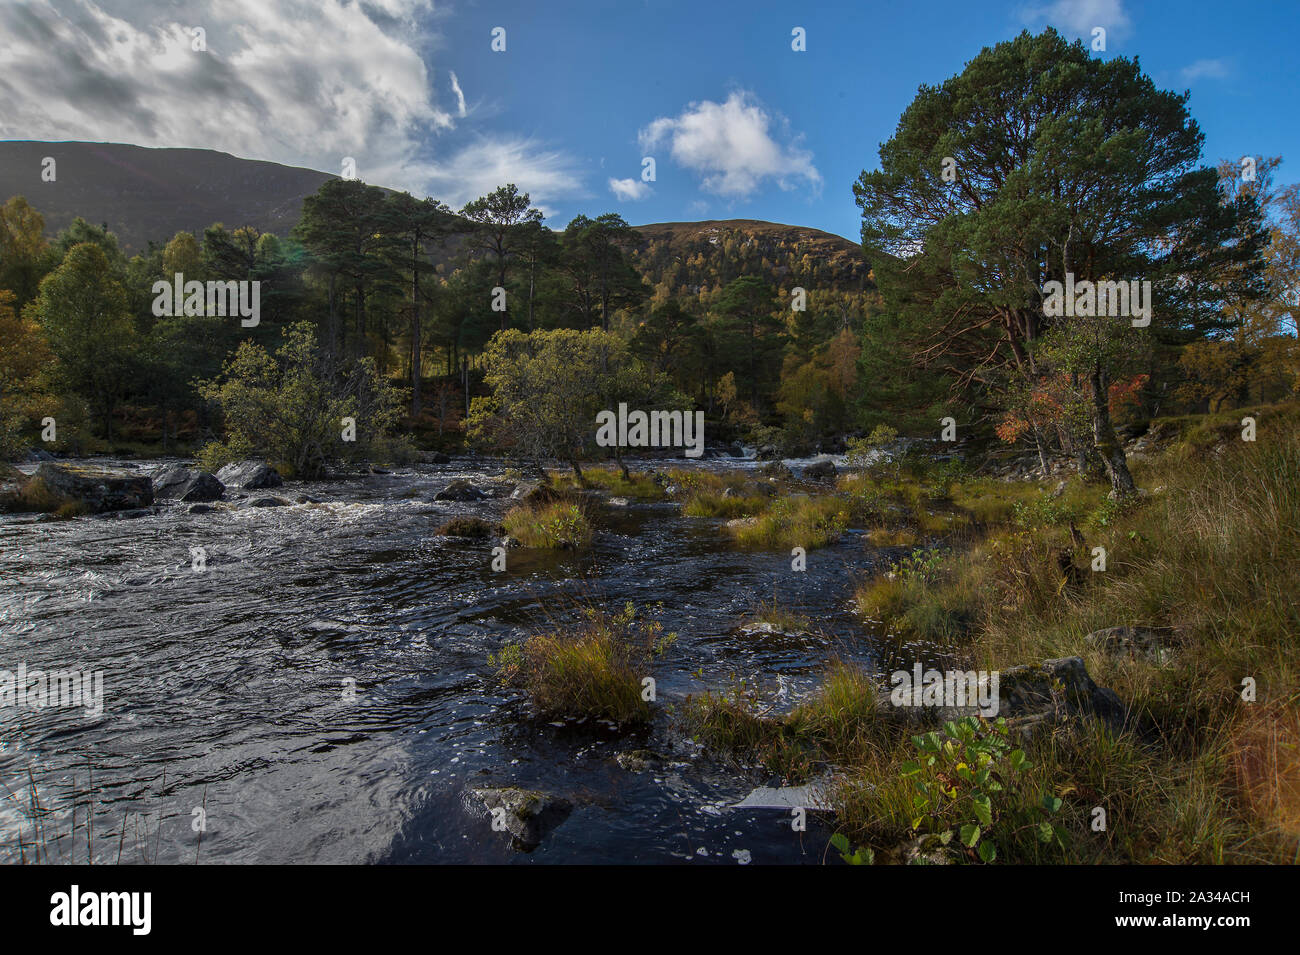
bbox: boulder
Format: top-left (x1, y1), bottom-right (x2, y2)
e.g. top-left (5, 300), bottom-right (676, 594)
top-left (803, 457), bottom-right (838, 482)
top-left (153, 465), bottom-right (225, 502)
top-left (30, 463), bottom-right (153, 513)
top-left (469, 787), bottom-right (573, 849)
top-left (215, 460), bottom-right (283, 489)
top-left (427, 451), bottom-right (451, 464)
top-left (434, 479), bottom-right (486, 502)
top-left (993, 656), bottom-right (1124, 732)
top-left (479, 481), bottom-right (517, 499)
top-left (247, 496), bottom-right (290, 508)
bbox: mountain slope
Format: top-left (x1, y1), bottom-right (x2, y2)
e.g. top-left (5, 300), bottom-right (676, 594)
top-left (0, 143), bottom-right (872, 298)
top-left (0, 141), bottom-right (335, 252)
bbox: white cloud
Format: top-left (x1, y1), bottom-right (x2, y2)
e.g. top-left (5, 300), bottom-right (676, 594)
top-left (1179, 58), bottom-right (1230, 83)
top-left (608, 177), bottom-right (650, 201)
top-left (0, 0), bottom-right (586, 210)
top-left (418, 136), bottom-right (588, 216)
top-left (448, 70), bottom-right (467, 118)
top-left (638, 90), bottom-right (820, 199)
top-left (1021, 0), bottom-right (1131, 39)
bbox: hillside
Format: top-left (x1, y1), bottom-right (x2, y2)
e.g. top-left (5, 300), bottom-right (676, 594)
top-left (630, 219), bottom-right (871, 298)
top-left (0, 143), bottom-right (873, 313)
top-left (0, 141), bottom-right (335, 253)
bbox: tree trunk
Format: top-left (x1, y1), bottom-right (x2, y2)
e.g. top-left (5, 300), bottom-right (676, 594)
top-left (1091, 366), bottom-right (1136, 497)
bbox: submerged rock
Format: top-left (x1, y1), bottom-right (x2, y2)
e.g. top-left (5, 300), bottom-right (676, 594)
top-left (733, 782), bottom-right (832, 811)
top-left (469, 786), bottom-right (573, 849)
top-left (216, 460), bottom-right (283, 489)
top-left (247, 496), bottom-right (290, 508)
top-left (153, 465), bottom-right (225, 502)
top-left (614, 749), bottom-right (665, 772)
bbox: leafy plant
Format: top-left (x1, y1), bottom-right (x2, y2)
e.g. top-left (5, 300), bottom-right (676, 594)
top-left (829, 833), bottom-right (875, 865)
top-left (899, 716), bottom-right (1065, 863)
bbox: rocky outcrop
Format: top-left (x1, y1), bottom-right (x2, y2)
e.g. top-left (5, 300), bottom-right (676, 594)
top-left (469, 786), bottom-right (573, 850)
top-left (434, 479), bottom-right (486, 502)
top-left (153, 465), bottom-right (225, 502)
top-left (215, 460), bottom-right (283, 489)
top-left (28, 463), bottom-right (153, 514)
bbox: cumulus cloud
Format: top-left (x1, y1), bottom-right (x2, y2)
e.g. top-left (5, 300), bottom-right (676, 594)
top-left (0, 0), bottom-right (585, 209)
top-left (638, 90), bottom-right (820, 199)
top-left (608, 177), bottom-right (650, 201)
top-left (1020, 0), bottom-right (1131, 39)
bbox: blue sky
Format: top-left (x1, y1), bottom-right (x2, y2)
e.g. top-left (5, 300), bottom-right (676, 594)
top-left (3, 0), bottom-right (1297, 240)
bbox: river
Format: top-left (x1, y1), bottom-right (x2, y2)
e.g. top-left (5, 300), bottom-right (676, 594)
top-left (0, 455), bottom-right (901, 864)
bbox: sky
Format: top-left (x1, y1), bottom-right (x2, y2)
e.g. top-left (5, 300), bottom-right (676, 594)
top-left (1, 0), bottom-right (1297, 241)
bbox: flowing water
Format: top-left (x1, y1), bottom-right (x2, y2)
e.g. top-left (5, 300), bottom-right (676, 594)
top-left (0, 456), bottom-right (904, 864)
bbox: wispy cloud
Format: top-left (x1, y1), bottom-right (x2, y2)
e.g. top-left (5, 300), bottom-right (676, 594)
top-left (1179, 58), bottom-right (1231, 83)
top-left (448, 70), bottom-right (467, 118)
top-left (638, 90), bottom-right (820, 199)
top-left (419, 136), bottom-right (588, 216)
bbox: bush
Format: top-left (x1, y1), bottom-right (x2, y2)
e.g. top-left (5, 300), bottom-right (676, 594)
top-left (730, 495), bottom-right (849, 550)
top-left (491, 603), bottom-right (675, 725)
top-left (502, 501), bottom-right (592, 549)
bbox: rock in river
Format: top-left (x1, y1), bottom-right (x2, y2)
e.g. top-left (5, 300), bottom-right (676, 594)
top-left (215, 460), bottom-right (283, 489)
top-left (153, 465), bottom-right (225, 502)
top-left (434, 479), bottom-right (486, 502)
top-left (469, 786), bottom-right (573, 849)
top-left (802, 457), bottom-right (838, 482)
top-left (29, 463), bottom-right (153, 514)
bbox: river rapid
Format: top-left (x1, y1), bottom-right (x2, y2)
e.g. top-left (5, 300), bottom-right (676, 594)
top-left (0, 454), bottom-right (908, 864)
